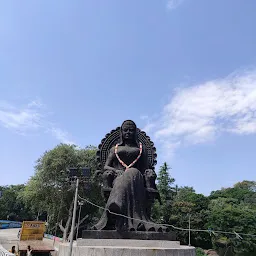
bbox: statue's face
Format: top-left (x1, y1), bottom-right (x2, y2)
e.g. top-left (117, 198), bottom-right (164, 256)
top-left (122, 122), bottom-right (136, 141)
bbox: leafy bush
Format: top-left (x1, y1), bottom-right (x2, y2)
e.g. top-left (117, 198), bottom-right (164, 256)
top-left (196, 248), bottom-right (207, 256)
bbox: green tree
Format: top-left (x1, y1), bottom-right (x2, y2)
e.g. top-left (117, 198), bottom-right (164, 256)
top-left (0, 185), bottom-right (34, 221)
top-left (210, 180), bottom-right (256, 207)
top-left (195, 248), bottom-right (207, 256)
top-left (170, 186), bottom-right (211, 249)
top-left (152, 165), bottom-right (211, 249)
top-left (157, 162), bottom-right (175, 200)
top-left (207, 197), bottom-right (256, 255)
top-left (22, 144), bottom-right (103, 241)
top-left (152, 162), bottom-right (176, 223)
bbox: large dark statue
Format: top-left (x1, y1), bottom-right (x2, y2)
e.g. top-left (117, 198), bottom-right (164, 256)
top-left (94, 120), bottom-right (168, 233)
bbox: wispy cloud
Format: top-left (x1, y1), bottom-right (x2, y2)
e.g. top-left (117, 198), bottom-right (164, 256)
top-left (140, 115), bottom-right (149, 121)
top-left (0, 100), bottom-right (42, 134)
top-left (166, 0), bottom-right (184, 10)
top-left (50, 128), bottom-right (75, 145)
top-left (145, 68), bottom-right (256, 156)
top-left (0, 100), bottom-right (75, 144)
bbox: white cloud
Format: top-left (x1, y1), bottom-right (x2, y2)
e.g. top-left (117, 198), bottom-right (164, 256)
top-left (143, 122), bottom-right (157, 133)
top-left (140, 115), bottom-right (149, 121)
top-left (50, 128), bottom-right (75, 145)
top-left (0, 101), bottom-right (42, 133)
top-left (27, 99), bottom-right (44, 108)
top-left (147, 69), bottom-right (256, 154)
top-left (0, 100), bottom-right (75, 144)
top-left (167, 0), bottom-right (184, 10)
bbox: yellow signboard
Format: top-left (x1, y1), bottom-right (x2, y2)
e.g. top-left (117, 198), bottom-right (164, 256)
top-left (20, 221), bottom-right (45, 241)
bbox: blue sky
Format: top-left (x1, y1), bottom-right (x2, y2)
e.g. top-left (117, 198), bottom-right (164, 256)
top-left (1, 0), bottom-right (256, 195)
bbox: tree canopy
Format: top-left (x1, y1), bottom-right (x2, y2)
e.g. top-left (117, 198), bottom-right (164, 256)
top-left (0, 184), bottom-right (34, 221)
top-left (22, 144), bottom-right (103, 240)
top-left (151, 163), bottom-right (256, 255)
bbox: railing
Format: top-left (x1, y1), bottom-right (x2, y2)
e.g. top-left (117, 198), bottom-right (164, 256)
top-left (0, 246), bottom-right (15, 256)
top-left (0, 221), bottom-right (22, 229)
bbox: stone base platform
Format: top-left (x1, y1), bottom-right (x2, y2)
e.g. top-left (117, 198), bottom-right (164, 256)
top-left (82, 230), bottom-right (176, 240)
top-left (58, 239), bottom-right (195, 256)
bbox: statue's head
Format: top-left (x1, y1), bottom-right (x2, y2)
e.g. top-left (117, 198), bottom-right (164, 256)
top-left (119, 120), bottom-right (139, 145)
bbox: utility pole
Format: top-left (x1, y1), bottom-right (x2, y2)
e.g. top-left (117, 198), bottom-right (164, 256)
top-left (68, 177), bottom-right (79, 256)
top-left (67, 167), bottom-right (90, 256)
top-left (188, 214), bottom-right (191, 246)
top-left (76, 201), bottom-right (83, 241)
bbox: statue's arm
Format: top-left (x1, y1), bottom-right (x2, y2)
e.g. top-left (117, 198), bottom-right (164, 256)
top-left (104, 147), bottom-right (124, 177)
top-left (104, 148), bottom-right (117, 173)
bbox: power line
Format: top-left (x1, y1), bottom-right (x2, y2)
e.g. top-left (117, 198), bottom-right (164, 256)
top-left (78, 195), bottom-right (256, 239)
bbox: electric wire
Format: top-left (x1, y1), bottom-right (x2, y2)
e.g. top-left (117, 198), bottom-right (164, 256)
top-left (78, 195), bottom-right (256, 238)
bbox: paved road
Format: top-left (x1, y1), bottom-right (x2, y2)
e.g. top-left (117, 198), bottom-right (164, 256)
top-left (0, 228), bottom-right (19, 241)
top-left (0, 228), bottom-right (19, 251)
top-left (0, 229), bottom-right (59, 253)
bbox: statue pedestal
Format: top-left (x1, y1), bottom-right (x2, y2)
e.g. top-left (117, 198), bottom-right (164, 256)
top-left (58, 239), bottom-right (195, 256)
top-left (82, 230), bottom-right (176, 240)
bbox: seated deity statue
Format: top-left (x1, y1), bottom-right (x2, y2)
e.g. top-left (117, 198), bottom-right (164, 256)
top-left (93, 120), bottom-right (168, 232)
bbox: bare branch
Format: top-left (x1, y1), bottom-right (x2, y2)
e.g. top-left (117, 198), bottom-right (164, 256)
top-left (58, 222), bottom-right (65, 233)
top-left (75, 215), bottom-right (89, 229)
top-left (65, 199), bottom-right (74, 230)
top-left (68, 215), bottom-right (89, 241)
